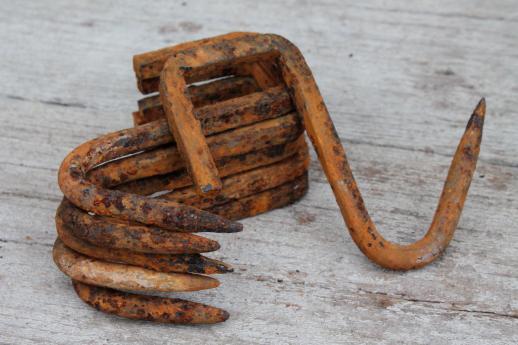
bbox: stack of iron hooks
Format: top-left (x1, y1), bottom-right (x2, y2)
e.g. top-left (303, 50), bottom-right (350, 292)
top-left (53, 32), bottom-right (310, 324)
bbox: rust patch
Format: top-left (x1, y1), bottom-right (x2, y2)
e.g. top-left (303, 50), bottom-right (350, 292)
top-left (55, 32), bottom-right (312, 324)
top-left (55, 32), bottom-right (484, 325)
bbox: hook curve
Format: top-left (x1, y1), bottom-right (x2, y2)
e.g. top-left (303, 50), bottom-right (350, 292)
top-left (268, 34), bottom-right (485, 270)
top-left (133, 31), bottom-right (486, 269)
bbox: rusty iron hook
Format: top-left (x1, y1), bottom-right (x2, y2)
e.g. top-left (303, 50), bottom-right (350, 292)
top-left (268, 34), bottom-right (486, 270)
top-left (149, 32), bottom-right (486, 270)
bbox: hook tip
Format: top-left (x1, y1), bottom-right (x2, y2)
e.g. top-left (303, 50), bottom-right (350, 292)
top-left (474, 98), bottom-right (486, 117)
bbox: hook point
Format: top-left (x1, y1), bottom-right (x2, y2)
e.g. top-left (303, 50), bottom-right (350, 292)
top-left (474, 98), bottom-right (486, 117)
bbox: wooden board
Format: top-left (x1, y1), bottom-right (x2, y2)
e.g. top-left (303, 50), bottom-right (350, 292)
top-left (0, 0), bottom-right (516, 344)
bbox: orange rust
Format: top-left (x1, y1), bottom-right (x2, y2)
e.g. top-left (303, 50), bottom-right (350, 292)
top-left (53, 239), bottom-right (220, 292)
top-left (158, 33), bottom-right (281, 195)
top-left (56, 33), bottom-right (312, 323)
top-left (72, 280), bottom-right (229, 324)
top-left (55, 32), bottom-right (484, 326)
top-left (144, 84), bottom-right (292, 129)
top-left (88, 113), bottom-right (303, 187)
top-left (55, 217), bottom-right (231, 274)
top-left (58, 124), bottom-right (243, 233)
top-left (161, 150), bottom-right (309, 208)
top-left (57, 199), bottom-right (221, 254)
top-left (235, 59), bottom-right (283, 89)
top-left (116, 135), bottom-right (307, 196)
top-left (57, 151), bottom-right (308, 256)
top-left (134, 76), bottom-right (260, 125)
top-left (160, 61), bottom-right (223, 195)
top-left (333, 100), bottom-right (485, 269)
top-left (208, 172), bottom-right (309, 220)
top-left (133, 32), bottom-right (258, 93)
top-left (139, 32), bottom-right (485, 269)
top-left (269, 34), bottom-right (485, 270)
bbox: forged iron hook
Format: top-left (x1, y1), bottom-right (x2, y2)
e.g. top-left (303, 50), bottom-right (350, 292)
top-left (53, 33), bottom-right (488, 326)
top-left (317, 98), bottom-right (485, 270)
top-left (134, 31), bottom-right (486, 269)
top-left (135, 32), bottom-right (485, 270)
top-left (267, 34), bottom-right (486, 270)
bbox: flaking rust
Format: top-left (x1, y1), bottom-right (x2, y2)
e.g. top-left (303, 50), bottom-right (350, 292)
top-left (54, 32), bottom-right (485, 324)
top-left (72, 281), bottom-right (230, 324)
top-left (54, 32), bottom-right (310, 324)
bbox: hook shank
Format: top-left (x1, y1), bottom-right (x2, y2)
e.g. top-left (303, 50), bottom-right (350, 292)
top-left (269, 33), bottom-right (485, 270)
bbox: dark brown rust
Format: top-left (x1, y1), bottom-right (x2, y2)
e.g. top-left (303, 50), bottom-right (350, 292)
top-left (58, 151), bottom-right (308, 255)
top-left (54, 32), bottom-right (318, 325)
top-left (161, 150), bottom-right (309, 208)
top-left (88, 113), bottom-right (303, 187)
top-left (141, 32), bottom-right (485, 269)
top-left (72, 281), bottom-right (230, 324)
top-left (133, 33), bottom-right (274, 93)
top-left (116, 135), bottom-right (307, 196)
top-left (57, 199), bottom-right (221, 254)
top-left (134, 75), bottom-right (260, 125)
top-left (158, 33), bottom-right (283, 195)
top-left (54, 31), bottom-right (486, 327)
top-left (53, 239), bottom-right (221, 292)
top-left (195, 85), bottom-right (292, 135)
top-left (208, 172), bottom-right (309, 221)
top-left (56, 218), bottom-right (231, 274)
top-left (269, 33), bottom-right (485, 269)
top-left (161, 58), bottom-right (224, 195)
top-left (58, 128), bottom-right (243, 233)
top-left (59, 168), bottom-right (309, 265)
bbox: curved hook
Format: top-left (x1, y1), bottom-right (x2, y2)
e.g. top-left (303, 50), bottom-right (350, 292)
top-left (57, 120), bottom-right (242, 233)
top-left (268, 34), bottom-right (485, 270)
top-left (133, 31), bottom-right (485, 269)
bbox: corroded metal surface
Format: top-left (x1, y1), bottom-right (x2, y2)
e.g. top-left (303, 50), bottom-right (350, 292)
top-left (58, 126), bottom-right (244, 233)
top-left (208, 172), bottom-right (309, 220)
top-left (54, 32), bottom-right (310, 324)
top-left (142, 31), bottom-right (484, 270)
top-left (88, 113), bottom-right (303, 187)
top-left (57, 199), bottom-right (221, 254)
top-left (134, 76), bottom-right (260, 125)
top-left (53, 239), bottom-right (221, 292)
top-left (54, 31), bottom-right (484, 325)
top-left (55, 214), bottom-right (232, 275)
top-left (116, 136), bottom-right (307, 196)
top-left (72, 281), bottom-right (230, 324)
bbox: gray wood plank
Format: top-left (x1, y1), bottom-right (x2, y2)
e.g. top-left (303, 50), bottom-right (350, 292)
top-left (0, 0), bottom-right (516, 344)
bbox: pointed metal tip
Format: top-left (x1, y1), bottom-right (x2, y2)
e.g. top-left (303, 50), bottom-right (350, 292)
top-left (208, 240), bottom-right (221, 252)
top-left (206, 257), bottom-right (234, 273)
top-left (223, 266), bottom-right (234, 273)
top-left (211, 260), bottom-right (234, 273)
top-left (220, 309), bottom-right (230, 322)
top-left (474, 98), bottom-right (486, 117)
top-left (208, 218), bottom-right (243, 233)
top-left (227, 221), bottom-right (244, 233)
top-left (219, 261), bottom-right (234, 273)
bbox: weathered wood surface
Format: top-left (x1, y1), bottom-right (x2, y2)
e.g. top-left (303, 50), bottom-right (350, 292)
top-left (0, 0), bottom-right (517, 344)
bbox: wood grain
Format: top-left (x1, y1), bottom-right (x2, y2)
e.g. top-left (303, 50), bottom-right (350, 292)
top-left (0, 0), bottom-right (516, 344)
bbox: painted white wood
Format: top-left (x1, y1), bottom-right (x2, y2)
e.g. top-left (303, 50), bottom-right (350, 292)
top-left (0, 1), bottom-right (516, 344)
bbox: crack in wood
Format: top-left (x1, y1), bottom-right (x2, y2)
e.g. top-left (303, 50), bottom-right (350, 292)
top-left (0, 191), bottom-right (61, 203)
top-left (0, 238), bottom-right (53, 248)
top-left (2, 93), bottom-right (88, 109)
top-left (357, 288), bottom-right (518, 320)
